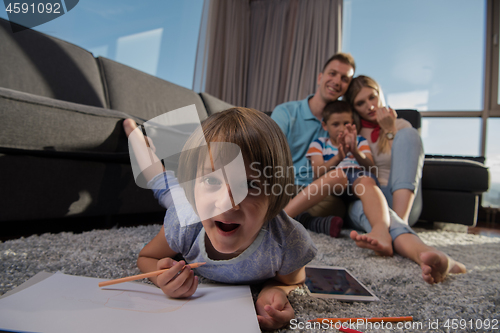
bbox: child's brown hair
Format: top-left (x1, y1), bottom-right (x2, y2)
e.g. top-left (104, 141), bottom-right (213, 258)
top-left (322, 100), bottom-right (358, 126)
top-left (177, 107), bottom-right (294, 221)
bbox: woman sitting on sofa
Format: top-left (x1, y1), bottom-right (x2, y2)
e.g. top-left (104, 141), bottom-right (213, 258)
top-left (344, 75), bottom-right (466, 283)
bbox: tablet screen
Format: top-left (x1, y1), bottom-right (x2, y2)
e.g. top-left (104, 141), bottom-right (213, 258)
top-left (305, 266), bottom-right (378, 301)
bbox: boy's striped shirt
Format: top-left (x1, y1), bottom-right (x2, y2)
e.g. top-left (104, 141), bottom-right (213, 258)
top-left (306, 136), bottom-right (371, 169)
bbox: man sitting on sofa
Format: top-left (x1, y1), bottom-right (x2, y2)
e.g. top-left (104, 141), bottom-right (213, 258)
top-left (271, 52), bottom-right (466, 284)
top-left (271, 53), bottom-right (355, 235)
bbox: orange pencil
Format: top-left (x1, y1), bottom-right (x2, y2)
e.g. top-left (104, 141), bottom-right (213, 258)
top-left (309, 316), bottom-right (413, 323)
top-left (98, 262), bottom-right (206, 287)
top-left (339, 327), bottom-right (363, 333)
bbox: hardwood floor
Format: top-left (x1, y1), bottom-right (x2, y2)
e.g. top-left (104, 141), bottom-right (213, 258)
top-left (468, 221), bottom-right (500, 238)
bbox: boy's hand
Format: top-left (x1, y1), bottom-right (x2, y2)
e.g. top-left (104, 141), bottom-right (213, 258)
top-left (337, 133), bottom-right (348, 156)
top-left (346, 123), bottom-right (358, 137)
top-left (156, 259), bottom-right (198, 298)
top-left (336, 142), bottom-right (346, 161)
top-left (344, 124), bottom-right (358, 153)
top-left (256, 287), bottom-right (294, 330)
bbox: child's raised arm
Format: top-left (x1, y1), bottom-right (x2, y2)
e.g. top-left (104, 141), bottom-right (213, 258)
top-left (309, 140), bottom-right (345, 179)
top-left (137, 226), bottom-right (198, 298)
top-left (255, 267), bottom-right (306, 330)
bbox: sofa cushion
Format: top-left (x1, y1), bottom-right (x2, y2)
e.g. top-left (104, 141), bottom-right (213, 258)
top-left (0, 18), bottom-right (106, 107)
top-left (0, 87), bottom-right (135, 154)
top-left (98, 57), bottom-right (208, 122)
top-left (422, 158), bottom-right (489, 193)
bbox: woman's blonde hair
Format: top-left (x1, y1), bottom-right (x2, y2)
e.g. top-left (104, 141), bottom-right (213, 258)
top-left (345, 75), bottom-right (390, 154)
top-left (177, 107), bottom-right (294, 222)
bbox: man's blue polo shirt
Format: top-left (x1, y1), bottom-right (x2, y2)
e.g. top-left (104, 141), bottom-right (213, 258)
top-left (271, 95), bottom-right (327, 186)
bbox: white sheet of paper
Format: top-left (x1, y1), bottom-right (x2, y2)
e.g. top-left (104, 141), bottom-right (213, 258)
top-left (0, 272), bottom-right (260, 333)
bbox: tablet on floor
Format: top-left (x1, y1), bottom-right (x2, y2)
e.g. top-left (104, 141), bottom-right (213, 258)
top-left (305, 265), bottom-right (379, 302)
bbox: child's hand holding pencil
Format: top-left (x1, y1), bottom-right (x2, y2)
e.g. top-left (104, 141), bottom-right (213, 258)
top-left (99, 261), bottom-right (205, 299)
top-left (155, 260), bottom-right (202, 298)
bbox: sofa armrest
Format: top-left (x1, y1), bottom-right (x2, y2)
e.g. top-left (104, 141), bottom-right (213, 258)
top-left (422, 157), bottom-right (489, 193)
top-left (396, 109), bottom-right (421, 129)
top-left (0, 87), bottom-right (140, 155)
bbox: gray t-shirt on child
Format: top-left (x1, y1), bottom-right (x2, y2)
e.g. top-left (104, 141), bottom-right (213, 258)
top-left (148, 172), bottom-right (317, 284)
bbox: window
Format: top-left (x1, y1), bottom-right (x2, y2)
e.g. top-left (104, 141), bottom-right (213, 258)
top-left (484, 118), bottom-right (500, 208)
top-left (1, 0), bottom-right (204, 89)
top-left (342, 0), bottom-right (486, 112)
top-left (492, 0), bottom-right (500, 113)
top-left (421, 118), bottom-right (481, 156)
top-left (343, 0), bottom-right (500, 209)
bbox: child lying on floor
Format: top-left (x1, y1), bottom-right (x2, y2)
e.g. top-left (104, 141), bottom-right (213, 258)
top-left (123, 107), bottom-right (317, 330)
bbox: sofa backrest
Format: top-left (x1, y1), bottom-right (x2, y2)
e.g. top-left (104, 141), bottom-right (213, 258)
top-left (97, 57), bottom-right (209, 122)
top-left (0, 18), bottom-right (107, 108)
top-left (396, 109), bottom-right (421, 129)
top-left (199, 92), bottom-right (235, 115)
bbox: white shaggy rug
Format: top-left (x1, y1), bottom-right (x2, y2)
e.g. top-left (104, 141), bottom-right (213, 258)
top-left (1, 224), bottom-right (499, 333)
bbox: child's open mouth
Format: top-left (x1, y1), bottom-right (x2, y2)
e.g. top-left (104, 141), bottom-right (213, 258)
top-left (215, 221), bottom-right (240, 233)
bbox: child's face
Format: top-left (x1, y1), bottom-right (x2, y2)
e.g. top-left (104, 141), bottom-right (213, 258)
top-left (322, 112), bottom-right (353, 144)
top-left (194, 154), bottom-right (269, 260)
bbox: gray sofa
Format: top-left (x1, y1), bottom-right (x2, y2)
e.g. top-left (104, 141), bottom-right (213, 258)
top-left (393, 110), bottom-right (489, 226)
top-left (0, 18), bottom-right (232, 233)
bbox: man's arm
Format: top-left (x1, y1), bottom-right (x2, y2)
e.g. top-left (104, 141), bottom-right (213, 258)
top-left (270, 105), bottom-right (291, 138)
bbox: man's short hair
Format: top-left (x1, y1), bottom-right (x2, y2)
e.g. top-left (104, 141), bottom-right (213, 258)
top-left (322, 100), bottom-right (352, 122)
top-left (322, 53), bottom-right (356, 73)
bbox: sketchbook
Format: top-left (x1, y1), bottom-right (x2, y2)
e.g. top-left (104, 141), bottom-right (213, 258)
top-left (0, 272), bottom-right (260, 333)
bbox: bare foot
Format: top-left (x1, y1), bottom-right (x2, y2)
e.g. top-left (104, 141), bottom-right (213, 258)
top-left (123, 118), bottom-right (156, 151)
top-left (123, 118), bottom-right (138, 137)
top-left (350, 230), bottom-right (393, 256)
top-left (419, 251), bottom-right (467, 284)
